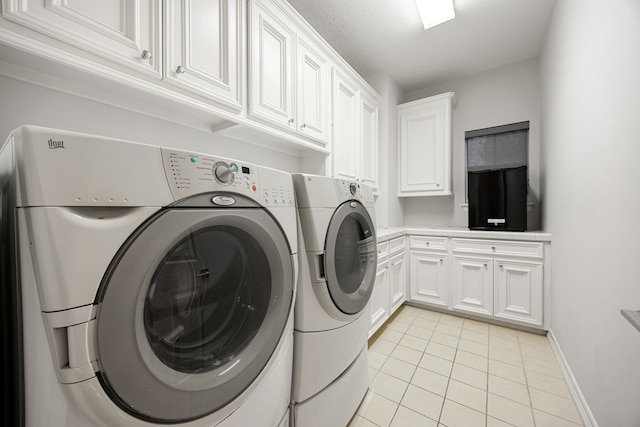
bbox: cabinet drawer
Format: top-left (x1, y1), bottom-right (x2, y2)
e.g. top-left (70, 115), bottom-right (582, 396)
top-left (389, 236), bottom-right (405, 255)
top-left (377, 242), bottom-right (389, 261)
top-left (452, 239), bottom-right (543, 258)
top-left (409, 235), bottom-right (448, 251)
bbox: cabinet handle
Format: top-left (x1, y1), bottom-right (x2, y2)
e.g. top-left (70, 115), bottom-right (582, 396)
top-left (288, 118), bottom-right (294, 125)
top-left (141, 50), bottom-right (152, 60)
top-left (300, 123), bottom-right (306, 129)
top-left (176, 65), bottom-right (186, 74)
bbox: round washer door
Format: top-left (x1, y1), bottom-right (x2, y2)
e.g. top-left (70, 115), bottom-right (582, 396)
top-left (324, 200), bottom-right (377, 315)
top-left (95, 207), bottom-right (293, 423)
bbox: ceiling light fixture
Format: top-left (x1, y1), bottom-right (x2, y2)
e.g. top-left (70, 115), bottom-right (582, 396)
top-left (416, 0), bottom-right (456, 30)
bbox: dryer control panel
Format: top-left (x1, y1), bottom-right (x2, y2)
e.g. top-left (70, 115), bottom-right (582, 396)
top-left (334, 179), bottom-right (375, 208)
top-left (161, 148), bottom-right (294, 207)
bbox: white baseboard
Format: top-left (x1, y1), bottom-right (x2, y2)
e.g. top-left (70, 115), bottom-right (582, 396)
top-left (547, 329), bottom-right (599, 427)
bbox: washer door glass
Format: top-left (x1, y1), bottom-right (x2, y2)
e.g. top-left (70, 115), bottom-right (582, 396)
top-left (95, 208), bottom-right (293, 423)
top-left (324, 200), bottom-right (377, 314)
top-left (144, 225), bottom-right (269, 373)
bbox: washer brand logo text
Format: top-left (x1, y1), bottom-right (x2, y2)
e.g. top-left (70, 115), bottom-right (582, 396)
top-left (48, 138), bottom-right (65, 149)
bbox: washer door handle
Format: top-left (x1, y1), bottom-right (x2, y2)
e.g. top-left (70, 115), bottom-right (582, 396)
top-left (313, 253), bottom-right (326, 281)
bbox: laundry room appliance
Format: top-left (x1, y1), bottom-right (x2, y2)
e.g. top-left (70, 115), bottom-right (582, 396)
top-left (0, 126), bottom-right (297, 427)
top-left (468, 165), bottom-right (528, 231)
top-left (291, 174), bottom-right (377, 427)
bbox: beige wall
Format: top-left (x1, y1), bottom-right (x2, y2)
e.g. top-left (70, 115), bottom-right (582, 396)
top-left (0, 75), bottom-right (302, 173)
top-left (540, 0), bottom-right (640, 425)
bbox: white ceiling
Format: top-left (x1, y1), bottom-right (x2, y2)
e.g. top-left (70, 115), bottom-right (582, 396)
top-left (286, 0), bottom-right (557, 92)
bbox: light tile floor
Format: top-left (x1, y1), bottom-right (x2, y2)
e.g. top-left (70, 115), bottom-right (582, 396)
top-left (349, 305), bottom-right (583, 427)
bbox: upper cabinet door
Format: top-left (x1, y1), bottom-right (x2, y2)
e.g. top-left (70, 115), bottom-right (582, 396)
top-left (164, 0), bottom-right (243, 110)
top-left (1, 0), bottom-right (161, 77)
top-left (248, 0), bottom-right (295, 129)
top-left (398, 92), bottom-right (454, 197)
top-left (296, 34), bottom-right (330, 145)
top-left (331, 68), bottom-right (359, 182)
top-left (360, 90), bottom-right (379, 191)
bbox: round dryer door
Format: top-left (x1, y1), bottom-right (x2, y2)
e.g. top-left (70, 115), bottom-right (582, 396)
top-left (324, 200), bottom-right (377, 315)
top-left (94, 207), bottom-right (293, 423)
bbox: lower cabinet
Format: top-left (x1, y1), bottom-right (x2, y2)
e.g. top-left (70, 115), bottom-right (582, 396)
top-left (409, 251), bottom-right (448, 308)
top-left (451, 255), bottom-right (493, 316)
top-left (408, 235), bottom-right (448, 308)
top-left (369, 258), bottom-right (390, 336)
top-left (408, 235), bottom-right (546, 329)
top-left (494, 259), bottom-right (543, 325)
top-left (389, 251), bottom-right (406, 314)
top-left (369, 237), bottom-right (406, 337)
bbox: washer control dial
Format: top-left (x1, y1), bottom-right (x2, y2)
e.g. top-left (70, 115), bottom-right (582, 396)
top-left (213, 161), bottom-right (237, 185)
top-left (349, 182), bottom-right (358, 196)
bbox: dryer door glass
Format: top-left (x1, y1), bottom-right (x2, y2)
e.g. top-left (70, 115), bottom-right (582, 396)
top-left (324, 200), bottom-right (377, 314)
top-left (95, 207), bottom-right (293, 423)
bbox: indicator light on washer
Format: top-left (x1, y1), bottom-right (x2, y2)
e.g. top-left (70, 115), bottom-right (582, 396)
top-left (252, 184), bottom-right (257, 191)
top-left (190, 157), bottom-right (197, 163)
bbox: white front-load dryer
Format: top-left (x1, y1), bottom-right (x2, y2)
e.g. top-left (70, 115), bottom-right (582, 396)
top-left (0, 126), bottom-right (297, 427)
top-left (291, 174), bottom-right (377, 427)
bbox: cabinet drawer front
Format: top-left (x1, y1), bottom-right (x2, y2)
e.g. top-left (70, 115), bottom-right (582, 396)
top-left (377, 242), bottom-right (389, 261)
top-left (409, 235), bottom-right (448, 251)
top-left (389, 236), bottom-right (405, 255)
top-left (452, 239), bottom-right (543, 258)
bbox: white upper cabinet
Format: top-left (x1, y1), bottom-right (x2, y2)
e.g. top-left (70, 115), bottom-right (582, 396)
top-left (1, 0), bottom-right (162, 78)
top-left (331, 67), bottom-right (379, 191)
top-left (398, 92), bottom-right (454, 197)
top-left (248, 0), bottom-right (294, 129)
top-left (248, 0), bottom-right (331, 146)
top-left (164, 0), bottom-right (243, 110)
top-left (360, 90), bottom-right (379, 191)
top-left (295, 33), bottom-right (331, 144)
top-left (331, 68), bottom-right (359, 181)
top-left (0, 0), bottom-right (376, 154)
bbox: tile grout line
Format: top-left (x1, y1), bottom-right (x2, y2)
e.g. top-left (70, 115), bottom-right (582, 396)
top-left (518, 332), bottom-right (538, 427)
top-left (481, 319), bottom-right (490, 427)
top-left (436, 314), bottom-right (455, 426)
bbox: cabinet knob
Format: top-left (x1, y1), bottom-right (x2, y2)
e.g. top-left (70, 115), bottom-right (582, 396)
top-left (491, 246), bottom-right (496, 251)
top-left (288, 118), bottom-right (294, 125)
top-left (484, 263), bottom-right (488, 267)
top-left (300, 123), bottom-right (306, 129)
top-left (440, 259), bottom-right (443, 263)
top-left (499, 264), bottom-right (504, 269)
top-left (425, 242), bottom-right (430, 247)
top-left (176, 65), bottom-right (186, 74)
top-left (141, 50), bottom-right (152, 60)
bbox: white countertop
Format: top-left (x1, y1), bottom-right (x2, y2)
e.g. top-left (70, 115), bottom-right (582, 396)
top-left (377, 227), bottom-right (551, 242)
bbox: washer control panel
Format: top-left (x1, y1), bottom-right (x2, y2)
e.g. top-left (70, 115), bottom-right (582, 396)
top-left (161, 148), bottom-right (294, 207)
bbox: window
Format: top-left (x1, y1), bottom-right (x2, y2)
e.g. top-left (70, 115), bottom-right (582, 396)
top-left (465, 121), bottom-right (529, 198)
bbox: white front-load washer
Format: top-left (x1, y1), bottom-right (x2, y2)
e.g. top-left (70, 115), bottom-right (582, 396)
top-left (0, 126), bottom-right (297, 427)
top-left (291, 174), bottom-right (377, 427)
